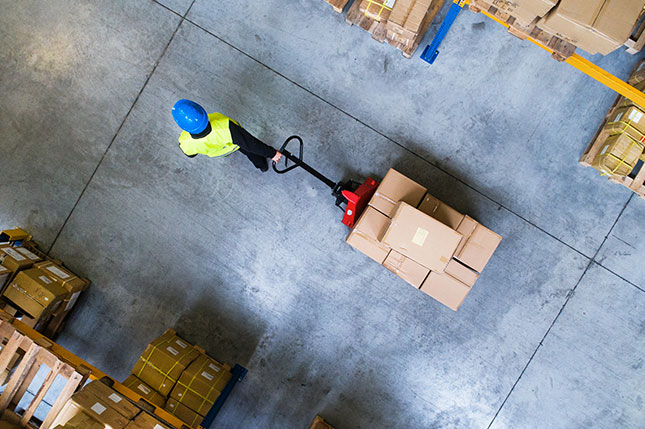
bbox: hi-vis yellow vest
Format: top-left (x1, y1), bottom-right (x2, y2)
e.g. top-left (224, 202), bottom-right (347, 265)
top-left (178, 113), bottom-right (240, 158)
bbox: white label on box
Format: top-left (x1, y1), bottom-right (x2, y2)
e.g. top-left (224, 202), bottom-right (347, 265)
top-left (91, 403), bottom-right (107, 415)
top-left (175, 339), bottom-right (187, 348)
top-left (201, 371), bottom-right (214, 381)
top-left (411, 228), bottom-right (429, 246)
top-left (16, 247), bottom-right (39, 260)
top-left (166, 346), bottom-right (179, 356)
top-left (38, 275), bottom-right (53, 284)
top-left (1, 248), bottom-right (26, 261)
top-left (46, 265), bottom-right (70, 279)
top-left (208, 363), bottom-right (221, 372)
top-left (634, 111), bottom-right (643, 122)
top-left (154, 425), bottom-right (164, 429)
top-left (137, 383), bottom-right (152, 395)
top-left (615, 112), bottom-right (624, 122)
top-left (385, 0), bottom-right (396, 7)
top-left (64, 291), bottom-right (81, 311)
top-left (108, 393), bottom-right (122, 403)
top-left (600, 145), bottom-right (608, 155)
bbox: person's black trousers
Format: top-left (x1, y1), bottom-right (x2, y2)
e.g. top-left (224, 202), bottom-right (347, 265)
top-left (229, 122), bottom-right (276, 172)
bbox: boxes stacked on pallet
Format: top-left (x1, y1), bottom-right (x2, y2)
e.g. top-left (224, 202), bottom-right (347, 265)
top-left (52, 380), bottom-right (173, 429)
top-left (592, 66), bottom-right (645, 178)
top-left (126, 330), bottom-right (232, 428)
top-left (348, 0), bottom-right (441, 57)
top-left (0, 240), bottom-right (90, 336)
top-left (472, 0), bottom-right (645, 56)
top-left (346, 169), bottom-right (502, 311)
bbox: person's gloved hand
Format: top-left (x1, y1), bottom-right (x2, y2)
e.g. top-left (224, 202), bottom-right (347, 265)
top-left (272, 151), bottom-right (283, 163)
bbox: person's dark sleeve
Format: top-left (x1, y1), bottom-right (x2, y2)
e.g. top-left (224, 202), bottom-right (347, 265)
top-left (229, 122), bottom-right (276, 159)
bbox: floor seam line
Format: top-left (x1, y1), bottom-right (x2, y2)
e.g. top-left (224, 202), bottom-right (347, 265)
top-left (45, 1), bottom-right (195, 254)
top-left (180, 17), bottom-right (609, 262)
top-left (486, 193), bottom-right (634, 428)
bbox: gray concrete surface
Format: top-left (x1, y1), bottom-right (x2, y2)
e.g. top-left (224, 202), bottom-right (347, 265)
top-left (0, 0), bottom-right (643, 427)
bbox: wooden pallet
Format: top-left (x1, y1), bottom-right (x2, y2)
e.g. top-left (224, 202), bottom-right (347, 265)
top-left (346, 0), bottom-right (446, 58)
top-left (625, 9), bottom-right (645, 55)
top-left (324, 0), bottom-right (350, 13)
top-left (0, 317), bottom-right (88, 428)
top-left (579, 61), bottom-right (645, 199)
top-left (469, 0), bottom-right (576, 61)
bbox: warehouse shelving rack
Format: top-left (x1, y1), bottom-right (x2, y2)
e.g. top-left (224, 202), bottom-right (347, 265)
top-left (0, 311), bottom-right (246, 429)
top-left (422, 0), bottom-right (645, 107)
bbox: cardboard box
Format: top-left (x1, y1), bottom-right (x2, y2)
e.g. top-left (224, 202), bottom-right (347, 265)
top-left (455, 223), bottom-right (502, 273)
top-left (360, 0), bottom-right (396, 21)
top-left (124, 412), bottom-right (172, 429)
top-left (477, 0), bottom-right (557, 26)
top-left (445, 259), bottom-right (479, 287)
top-left (382, 250), bottom-right (430, 287)
top-left (122, 375), bottom-right (166, 408)
top-left (605, 106), bottom-right (645, 139)
top-left (346, 207), bottom-right (392, 264)
top-left (592, 133), bottom-right (644, 177)
top-left (386, 0), bottom-right (433, 43)
top-left (3, 268), bottom-right (68, 319)
top-left (417, 194), bottom-right (465, 229)
top-left (368, 168), bottom-right (427, 217)
top-left (170, 353), bottom-right (231, 416)
top-left (381, 203), bottom-right (462, 271)
top-left (51, 404), bottom-right (105, 429)
top-left (420, 271), bottom-right (471, 311)
top-left (455, 216), bottom-right (478, 256)
top-left (165, 398), bottom-right (203, 427)
top-left (628, 61), bottom-right (645, 85)
top-left (131, 331), bottom-right (200, 396)
top-left (0, 245), bottom-right (40, 274)
top-left (537, 0), bottom-right (645, 55)
top-left (0, 265), bottom-right (11, 291)
top-left (35, 261), bottom-right (87, 294)
top-left (68, 388), bottom-right (130, 429)
top-left (82, 380), bottom-right (140, 420)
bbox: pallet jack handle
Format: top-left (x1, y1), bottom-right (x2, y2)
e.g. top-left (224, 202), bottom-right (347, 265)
top-left (272, 135), bottom-right (337, 189)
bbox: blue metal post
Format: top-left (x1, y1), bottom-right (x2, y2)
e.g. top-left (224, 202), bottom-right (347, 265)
top-left (200, 364), bottom-right (248, 428)
top-left (421, 0), bottom-right (467, 64)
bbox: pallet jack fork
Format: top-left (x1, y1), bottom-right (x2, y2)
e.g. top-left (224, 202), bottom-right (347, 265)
top-left (272, 136), bottom-right (379, 228)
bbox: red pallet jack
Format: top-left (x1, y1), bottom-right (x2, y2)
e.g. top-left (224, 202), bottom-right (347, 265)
top-left (272, 136), bottom-right (379, 228)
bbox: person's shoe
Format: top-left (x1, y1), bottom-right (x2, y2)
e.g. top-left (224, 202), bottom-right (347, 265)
top-left (259, 160), bottom-right (269, 172)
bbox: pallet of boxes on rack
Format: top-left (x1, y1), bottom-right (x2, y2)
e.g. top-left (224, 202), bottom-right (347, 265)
top-left (346, 169), bottom-right (502, 311)
top-left (469, 0), bottom-right (645, 59)
top-left (345, 0), bottom-right (446, 58)
top-left (126, 329), bottom-right (234, 428)
top-left (0, 229), bottom-right (90, 338)
top-left (580, 60), bottom-right (645, 198)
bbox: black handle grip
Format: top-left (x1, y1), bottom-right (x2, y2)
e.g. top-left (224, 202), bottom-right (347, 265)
top-left (273, 135), bottom-right (304, 174)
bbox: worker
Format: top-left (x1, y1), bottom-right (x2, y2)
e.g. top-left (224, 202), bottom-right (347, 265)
top-left (171, 99), bottom-right (282, 172)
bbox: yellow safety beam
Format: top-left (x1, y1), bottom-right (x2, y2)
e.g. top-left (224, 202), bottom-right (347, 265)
top-left (478, 9), bottom-right (645, 108)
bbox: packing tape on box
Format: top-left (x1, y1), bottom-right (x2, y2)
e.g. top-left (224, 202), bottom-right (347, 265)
top-left (166, 401), bottom-right (201, 427)
top-left (598, 135), bottom-right (644, 177)
top-left (176, 357), bottom-right (227, 413)
top-left (365, 0), bottom-right (394, 20)
top-left (136, 336), bottom-right (186, 390)
top-left (372, 191), bottom-right (398, 205)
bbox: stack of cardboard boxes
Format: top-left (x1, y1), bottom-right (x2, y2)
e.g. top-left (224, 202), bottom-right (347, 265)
top-left (347, 169), bottom-right (501, 311)
top-left (52, 380), bottom-right (173, 429)
top-left (126, 330), bottom-right (232, 427)
top-left (0, 242), bottom-right (90, 334)
top-left (354, 0), bottom-right (439, 54)
top-left (593, 64), bottom-right (645, 177)
top-left (472, 0), bottom-right (645, 56)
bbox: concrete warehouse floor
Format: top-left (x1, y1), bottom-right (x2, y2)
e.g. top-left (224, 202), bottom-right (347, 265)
top-left (1, 0), bottom-right (644, 427)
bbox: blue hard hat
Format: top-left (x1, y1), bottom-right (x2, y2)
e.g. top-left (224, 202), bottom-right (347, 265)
top-left (172, 99), bottom-right (209, 134)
